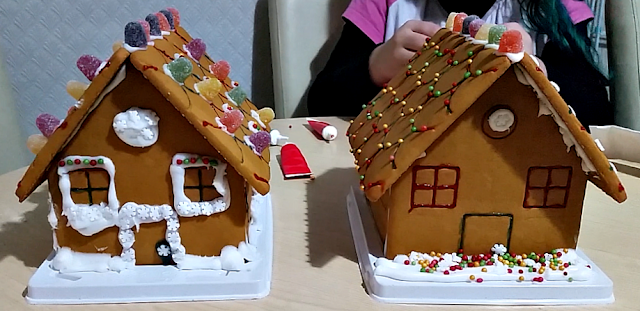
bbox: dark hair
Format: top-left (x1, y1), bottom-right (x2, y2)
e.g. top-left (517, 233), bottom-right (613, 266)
top-left (519, 0), bottom-right (598, 70)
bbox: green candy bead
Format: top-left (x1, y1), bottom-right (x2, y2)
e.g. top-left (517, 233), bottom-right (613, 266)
top-left (420, 267), bottom-right (426, 272)
top-left (66, 160), bottom-right (73, 165)
top-left (437, 52), bottom-right (444, 57)
top-left (362, 104), bottom-right (367, 109)
top-left (411, 126), bottom-right (417, 132)
top-left (528, 267), bottom-right (534, 272)
top-left (360, 175), bottom-right (365, 180)
top-left (475, 70), bottom-right (483, 76)
top-left (480, 260), bottom-right (486, 266)
top-left (428, 85), bottom-right (434, 91)
top-left (409, 119), bottom-right (415, 124)
top-left (434, 90), bottom-right (441, 97)
top-left (411, 261), bottom-right (416, 265)
top-left (540, 258), bottom-right (546, 263)
top-left (488, 25), bottom-right (507, 45)
top-left (467, 51), bottom-right (474, 57)
top-left (184, 159), bottom-right (190, 164)
top-left (453, 60), bottom-right (459, 66)
top-left (424, 62), bottom-right (430, 67)
top-left (97, 158), bottom-right (104, 164)
top-left (434, 50), bottom-right (439, 54)
top-left (83, 159), bottom-right (89, 164)
top-left (394, 98), bottom-right (399, 102)
top-left (372, 100), bottom-right (376, 105)
top-left (374, 111), bottom-right (380, 116)
top-left (407, 65), bottom-right (412, 70)
top-left (464, 71), bottom-right (471, 79)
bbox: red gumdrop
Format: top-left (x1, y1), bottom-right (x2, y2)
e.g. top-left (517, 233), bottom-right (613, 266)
top-left (220, 109), bottom-right (244, 133)
top-left (77, 55), bottom-right (102, 81)
top-left (210, 60), bottom-right (231, 81)
top-left (138, 20), bottom-right (150, 42)
top-left (167, 8), bottom-right (180, 27)
top-left (453, 13), bottom-right (468, 32)
top-left (498, 30), bottom-right (524, 53)
top-left (155, 12), bottom-right (170, 31)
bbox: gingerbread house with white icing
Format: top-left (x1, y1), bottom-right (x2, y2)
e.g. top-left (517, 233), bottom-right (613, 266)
top-left (15, 9), bottom-right (272, 273)
top-left (347, 22), bottom-right (627, 265)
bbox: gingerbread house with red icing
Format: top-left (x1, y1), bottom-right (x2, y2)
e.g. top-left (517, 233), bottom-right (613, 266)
top-left (347, 24), bottom-right (626, 261)
top-left (15, 9), bottom-right (272, 273)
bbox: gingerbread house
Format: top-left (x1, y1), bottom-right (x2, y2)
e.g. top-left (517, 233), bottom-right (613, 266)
top-left (347, 28), bottom-right (627, 259)
top-left (15, 10), bottom-right (272, 272)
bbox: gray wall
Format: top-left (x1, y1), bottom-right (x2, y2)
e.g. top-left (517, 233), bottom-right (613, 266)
top-left (0, 0), bottom-right (273, 171)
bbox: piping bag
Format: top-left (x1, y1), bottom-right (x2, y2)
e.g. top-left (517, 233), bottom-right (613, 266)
top-left (280, 143), bottom-right (312, 179)
top-left (307, 118), bottom-right (337, 141)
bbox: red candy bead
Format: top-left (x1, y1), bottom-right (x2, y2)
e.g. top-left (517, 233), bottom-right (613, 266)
top-left (203, 158), bottom-right (209, 164)
top-left (176, 159), bottom-right (183, 165)
top-left (444, 270), bottom-right (450, 275)
top-left (74, 159), bottom-right (81, 165)
top-left (476, 278), bottom-right (483, 283)
top-left (556, 252), bottom-right (562, 258)
top-left (58, 161), bottom-right (65, 167)
top-left (497, 30), bottom-right (524, 53)
top-left (90, 160), bottom-right (97, 166)
top-left (190, 157), bottom-right (197, 163)
top-left (507, 269), bottom-right (513, 273)
top-left (404, 260), bottom-right (410, 265)
top-left (518, 269), bottom-right (523, 274)
top-left (420, 125), bottom-right (428, 132)
top-left (564, 263), bottom-right (569, 268)
top-left (447, 59), bottom-right (453, 65)
top-left (384, 128), bottom-right (389, 134)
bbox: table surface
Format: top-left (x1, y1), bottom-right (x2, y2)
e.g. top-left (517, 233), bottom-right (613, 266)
top-left (0, 117), bottom-right (638, 311)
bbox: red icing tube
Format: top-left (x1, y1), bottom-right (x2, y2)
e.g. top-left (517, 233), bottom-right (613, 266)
top-left (307, 118), bottom-right (337, 141)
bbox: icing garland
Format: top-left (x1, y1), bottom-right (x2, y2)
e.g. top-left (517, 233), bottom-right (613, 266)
top-left (375, 248), bottom-right (592, 283)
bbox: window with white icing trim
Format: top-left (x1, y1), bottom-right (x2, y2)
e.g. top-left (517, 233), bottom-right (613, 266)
top-left (170, 153), bottom-right (231, 217)
top-left (482, 106), bottom-right (516, 139)
top-left (68, 169), bottom-right (110, 205)
top-left (184, 167), bottom-right (221, 202)
top-left (410, 165), bottom-right (460, 211)
top-left (523, 166), bottom-right (572, 208)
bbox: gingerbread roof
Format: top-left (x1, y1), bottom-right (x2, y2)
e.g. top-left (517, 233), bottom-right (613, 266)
top-left (16, 25), bottom-right (271, 201)
top-left (347, 29), bottom-right (627, 204)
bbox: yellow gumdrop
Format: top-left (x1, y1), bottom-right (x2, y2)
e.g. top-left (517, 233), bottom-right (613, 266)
top-left (26, 134), bottom-right (48, 154)
top-left (66, 80), bottom-right (88, 100)
top-left (475, 23), bottom-right (494, 41)
top-left (258, 107), bottom-right (275, 124)
top-left (195, 78), bottom-right (223, 102)
top-left (445, 12), bottom-right (458, 30)
top-left (112, 40), bottom-right (123, 52)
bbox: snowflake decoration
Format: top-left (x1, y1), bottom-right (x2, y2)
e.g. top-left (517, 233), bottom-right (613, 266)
top-left (157, 244), bottom-right (171, 257)
top-left (118, 229), bottom-right (134, 243)
top-left (166, 231), bottom-right (181, 245)
top-left (491, 243), bottom-right (507, 255)
top-left (167, 218), bottom-right (180, 231)
top-left (137, 206), bottom-right (151, 219)
top-left (121, 248), bottom-right (135, 262)
top-left (150, 208), bottom-right (162, 220)
top-left (201, 203), bottom-right (215, 216)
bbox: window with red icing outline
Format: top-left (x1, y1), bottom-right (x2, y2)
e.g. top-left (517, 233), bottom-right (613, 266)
top-left (184, 167), bottom-right (221, 202)
top-left (411, 165), bottom-right (460, 210)
top-left (69, 169), bottom-right (110, 205)
top-left (523, 166), bottom-right (572, 208)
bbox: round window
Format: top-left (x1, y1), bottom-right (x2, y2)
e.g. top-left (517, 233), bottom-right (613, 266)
top-left (482, 106), bottom-right (516, 139)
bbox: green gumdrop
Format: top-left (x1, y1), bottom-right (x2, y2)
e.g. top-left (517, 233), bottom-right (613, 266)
top-left (488, 25), bottom-right (507, 45)
top-left (228, 86), bottom-right (247, 105)
top-left (167, 57), bottom-right (192, 83)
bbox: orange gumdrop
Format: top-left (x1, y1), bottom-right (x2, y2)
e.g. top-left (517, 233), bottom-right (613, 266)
top-left (498, 30), bottom-right (524, 53)
top-left (453, 13), bottom-right (468, 32)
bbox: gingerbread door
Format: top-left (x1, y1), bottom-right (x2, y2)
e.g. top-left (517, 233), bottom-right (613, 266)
top-left (459, 213), bottom-right (513, 254)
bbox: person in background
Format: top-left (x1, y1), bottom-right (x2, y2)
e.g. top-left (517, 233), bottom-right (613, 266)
top-left (307, 0), bottom-right (612, 127)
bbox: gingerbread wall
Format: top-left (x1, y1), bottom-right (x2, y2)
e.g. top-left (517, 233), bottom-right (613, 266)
top-left (47, 63), bottom-right (248, 265)
top-left (383, 68), bottom-right (588, 258)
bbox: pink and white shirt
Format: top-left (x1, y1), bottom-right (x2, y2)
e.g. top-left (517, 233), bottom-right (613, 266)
top-left (344, 0), bottom-right (594, 45)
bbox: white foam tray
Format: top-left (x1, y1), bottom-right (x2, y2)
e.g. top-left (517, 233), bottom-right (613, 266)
top-left (346, 188), bottom-right (615, 305)
top-left (25, 194), bottom-right (273, 304)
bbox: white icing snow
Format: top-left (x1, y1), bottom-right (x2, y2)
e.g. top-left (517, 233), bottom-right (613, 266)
top-left (51, 247), bottom-right (127, 273)
top-left (161, 30), bottom-right (170, 36)
top-left (47, 193), bottom-right (60, 251)
top-left (150, 35), bottom-right (163, 40)
top-left (112, 107), bottom-right (160, 147)
top-left (123, 43), bottom-right (147, 53)
top-left (250, 110), bottom-right (267, 129)
top-left (513, 65), bottom-right (597, 173)
top-left (487, 109), bottom-right (515, 132)
top-left (495, 51), bottom-right (525, 63)
top-left (491, 244), bottom-right (507, 255)
top-left (375, 249), bottom-right (593, 283)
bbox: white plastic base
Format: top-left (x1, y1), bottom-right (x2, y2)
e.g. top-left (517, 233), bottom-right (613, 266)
top-left (25, 194), bottom-right (273, 305)
top-left (346, 188), bottom-right (615, 305)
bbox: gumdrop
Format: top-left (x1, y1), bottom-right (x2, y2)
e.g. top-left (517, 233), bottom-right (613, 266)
top-left (249, 131), bottom-right (271, 155)
top-left (462, 15), bottom-right (479, 34)
top-left (160, 10), bottom-right (174, 30)
top-left (155, 12), bottom-right (171, 31)
top-left (488, 25), bottom-right (507, 45)
top-left (258, 107), bottom-right (275, 124)
top-left (112, 40), bottom-right (123, 52)
top-left (475, 23), bottom-right (495, 41)
top-left (145, 14), bottom-right (162, 36)
top-left (453, 13), bottom-right (468, 32)
top-left (445, 12), bottom-right (458, 30)
top-left (124, 22), bottom-right (147, 48)
top-left (210, 61), bottom-right (231, 81)
top-left (167, 8), bottom-right (180, 27)
top-left (165, 57), bottom-right (192, 83)
top-left (138, 20), bottom-right (151, 42)
top-left (469, 19), bottom-right (485, 38)
top-left (66, 80), bottom-right (88, 100)
top-left (76, 55), bottom-right (102, 81)
top-left (36, 113), bottom-right (61, 137)
top-left (221, 109), bottom-right (244, 133)
top-left (26, 134), bottom-right (48, 154)
top-left (185, 39), bottom-right (206, 61)
top-left (498, 30), bottom-right (524, 53)
top-left (228, 86), bottom-right (247, 106)
top-left (195, 78), bottom-right (223, 102)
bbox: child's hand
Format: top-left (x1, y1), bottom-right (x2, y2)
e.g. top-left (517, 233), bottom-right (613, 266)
top-left (369, 20), bottom-right (440, 86)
